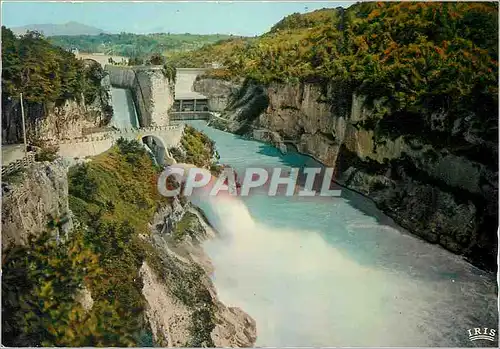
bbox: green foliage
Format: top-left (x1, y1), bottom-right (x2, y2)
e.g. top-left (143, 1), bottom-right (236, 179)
top-left (146, 53), bottom-right (166, 66)
top-left (68, 163), bottom-right (98, 202)
top-left (1, 27), bottom-right (105, 105)
top-left (168, 146), bottom-right (186, 163)
top-left (188, 307), bottom-right (216, 347)
top-left (2, 168), bottom-right (26, 184)
top-left (166, 37), bottom-right (251, 69)
top-left (65, 146), bottom-right (168, 345)
top-left (171, 211), bottom-right (198, 243)
top-left (269, 8), bottom-right (338, 33)
top-left (48, 32), bottom-right (234, 58)
top-left (201, 67), bottom-right (234, 81)
top-left (173, 2), bottom-right (498, 146)
top-left (116, 137), bottom-right (145, 154)
top-left (128, 56), bottom-right (144, 66)
top-left (34, 145), bottom-right (59, 162)
top-left (115, 137), bottom-right (147, 164)
top-left (209, 163), bottom-right (224, 176)
top-left (179, 126), bottom-right (217, 168)
top-left (162, 61), bottom-right (177, 82)
top-left (2, 229), bottom-right (137, 347)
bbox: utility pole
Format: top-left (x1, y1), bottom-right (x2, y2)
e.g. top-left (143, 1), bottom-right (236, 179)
top-left (20, 92), bottom-right (28, 157)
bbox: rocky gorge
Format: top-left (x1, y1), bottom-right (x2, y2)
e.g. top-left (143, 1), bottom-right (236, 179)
top-left (1, 130), bottom-right (256, 347)
top-left (194, 77), bottom-right (498, 271)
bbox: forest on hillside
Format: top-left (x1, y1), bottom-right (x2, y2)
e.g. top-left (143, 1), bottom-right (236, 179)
top-left (48, 32), bottom-right (235, 58)
top-left (2, 26), bottom-right (106, 106)
top-left (169, 2), bottom-right (498, 153)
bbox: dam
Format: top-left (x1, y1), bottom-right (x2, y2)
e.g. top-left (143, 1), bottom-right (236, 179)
top-left (105, 65), bottom-right (212, 126)
top-left (105, 65), bottom-right (173, 127)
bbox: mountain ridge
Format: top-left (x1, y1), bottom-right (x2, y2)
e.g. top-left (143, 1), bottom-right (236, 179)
top-left (11, 21), bottom-right (106, 36)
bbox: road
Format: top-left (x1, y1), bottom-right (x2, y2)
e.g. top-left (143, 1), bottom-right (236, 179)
top-left (2, 144), bottom-right (26, 166)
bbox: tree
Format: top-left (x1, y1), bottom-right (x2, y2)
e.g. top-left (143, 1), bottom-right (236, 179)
top-left (128, 56), bottom-right (143, 66)
top-left (147, 53), bottom-right (166, 66)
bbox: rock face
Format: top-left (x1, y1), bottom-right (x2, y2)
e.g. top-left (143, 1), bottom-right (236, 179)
top-left (1, 159), bottom-right (73, 250)
top-left (199, 77), bottom-right (498, 271)
top-left (2, 69), bottom-right (112, 144)
top-left (2, 158), bottom-right (257, 347)
top-left (143, 200), bottom-right (257, 347)
top-left (193, 78), bottom-right (241, 112)
top-left (106, 65), bottom-right (175, 127)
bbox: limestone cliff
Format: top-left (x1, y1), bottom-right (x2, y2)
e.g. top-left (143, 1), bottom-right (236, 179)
top-left (193, 77), bottom-right (241, 112)
top-left (143, 200), bottom-right (256, 347)
top-left (1, 159), bottom-right (73, 250)
top-left (200, 77), bottom-right (498, 271)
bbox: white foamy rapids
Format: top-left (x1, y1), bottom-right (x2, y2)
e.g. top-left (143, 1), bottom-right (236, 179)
top-left (190, 195), bottom-right (488, 347)
top-left (177, 121), bottom-right (497, 348)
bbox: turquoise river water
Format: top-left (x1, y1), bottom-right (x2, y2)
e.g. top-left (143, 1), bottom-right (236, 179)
top-left (182, 121), bottom-right (498, 347)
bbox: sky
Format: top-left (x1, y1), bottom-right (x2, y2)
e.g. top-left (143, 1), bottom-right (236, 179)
top-left (1, 1), bottom-right (355, 36)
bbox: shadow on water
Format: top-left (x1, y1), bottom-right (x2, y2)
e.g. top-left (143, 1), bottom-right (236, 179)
top-left (257, 139), bottom-right (497, 283)
top-left (183, 121), bottom-right (498, 346)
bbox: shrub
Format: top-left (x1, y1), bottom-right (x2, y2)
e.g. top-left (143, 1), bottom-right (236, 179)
top-left (68, 163), bottom-right (98, 201)
top-left (168, 146), bottom-right (186, 163)
top-left (209, 163), bottom-right (223, 176)
top-left (35, 145), bottom-right (59, 162)
top-left (0, 229), bottom-right (139, 347)
top-left (116, 137), bottom-right (146, 164)
top-left (180, 126), bottom-right (215, 168)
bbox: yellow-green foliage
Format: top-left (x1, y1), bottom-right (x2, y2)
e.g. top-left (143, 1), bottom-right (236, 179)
top-left (69, 142), bottom-right (166, 234)
top-left (2, 26), bottom-right (106, 105)
top-left (171, 211), bottom-right (198, 243)
top-left (2, 230), bottom-right (138, 346)
top-left (179, 126), bottom-right (217, 168)
top-left (34, 145), bottom-right (59, 162)
top-left (67, 144), bottom-right (169, 333)
top-left (166, 37), bottom-right (251, 69)
top-left (3, 141), bottom-right (168, 347)
top-left (168, 3), bottom-right (498, 139)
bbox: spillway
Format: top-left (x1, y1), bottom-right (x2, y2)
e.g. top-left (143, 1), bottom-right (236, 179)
top-left (110, 87), bottom-right (139, 129)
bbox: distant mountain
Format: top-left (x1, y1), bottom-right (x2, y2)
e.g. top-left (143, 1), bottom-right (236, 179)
top-left (11, 21), bottom-right (105, 36)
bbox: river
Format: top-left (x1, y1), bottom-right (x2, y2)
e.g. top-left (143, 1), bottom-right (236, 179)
top-left (183, 120), bottom-right (498, 347)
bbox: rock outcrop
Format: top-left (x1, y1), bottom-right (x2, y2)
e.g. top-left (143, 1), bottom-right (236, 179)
top-left (193, 77), bottom-right (241, 112)
top-left (142, 199), bottom-right (257, 347)
top-left (199, 77), bottom-right (498, 271)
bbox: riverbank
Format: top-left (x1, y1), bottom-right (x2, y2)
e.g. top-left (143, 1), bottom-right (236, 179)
top-left (142, 199), bottom-right (257, 347)
top-left (184, 120), bottom-right (498, 347)
top-left (202, 91), bottom-right (497, 273)
top-left (1, 131), bottom-right (256, 346)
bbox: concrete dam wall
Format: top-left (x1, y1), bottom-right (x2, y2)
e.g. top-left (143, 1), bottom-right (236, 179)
top-left (175, 68), bottom-right (210, 98)
top-left (105, 65), bottom-right (174, 127)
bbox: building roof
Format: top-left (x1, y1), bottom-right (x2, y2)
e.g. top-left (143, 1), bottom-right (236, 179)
top-left (174, 91), bottom-right (208, 100)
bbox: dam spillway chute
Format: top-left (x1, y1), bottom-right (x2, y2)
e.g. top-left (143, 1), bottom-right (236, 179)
top-left (110, 87), bottom-right (139, 129)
